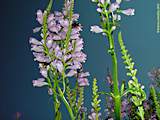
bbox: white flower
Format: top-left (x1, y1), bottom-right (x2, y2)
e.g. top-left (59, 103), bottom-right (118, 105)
top-left (121, 8), bottom-right (135, 16)
top-left (90, 25), bottom-right (103, 33)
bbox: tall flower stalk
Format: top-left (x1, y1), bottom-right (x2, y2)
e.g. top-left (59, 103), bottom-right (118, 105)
top-left (30, 0), bottom-right (89, 119)
top-left (90, 0), bottom-right (136, 119)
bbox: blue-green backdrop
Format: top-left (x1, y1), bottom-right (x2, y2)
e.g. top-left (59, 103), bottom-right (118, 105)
top-left (0, 0), bottom-right (159, 119)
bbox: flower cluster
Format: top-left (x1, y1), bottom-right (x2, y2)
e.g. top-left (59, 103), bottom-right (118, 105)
top-left (90, 0), bottom-right (135, 33)
top-left (30, 0), bottom-right (89, 88)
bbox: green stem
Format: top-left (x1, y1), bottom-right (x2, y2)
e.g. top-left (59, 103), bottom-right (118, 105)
top-left (65, 0), bottom-right (74, 49)
top-left (107, 32), bottom-right (121, 120)
top-left (46, 74), bottom-right (61, 119)
top-left (58, 86), bottom-right (75, 120)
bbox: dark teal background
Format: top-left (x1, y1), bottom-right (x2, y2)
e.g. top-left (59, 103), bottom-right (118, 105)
top-left (0, 0), bottom-right (159, 119)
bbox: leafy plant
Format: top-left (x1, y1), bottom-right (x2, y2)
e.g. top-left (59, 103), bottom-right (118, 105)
top-left (89, 78), bottom-right (101, 120)
top-left (118, 32), bottom-right (146, 120)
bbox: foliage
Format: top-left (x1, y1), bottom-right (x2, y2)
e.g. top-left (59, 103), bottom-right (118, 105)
top-left (91, 78), bottom-right (101, 120)
top-left (118, 32), bottom-right (146, 120)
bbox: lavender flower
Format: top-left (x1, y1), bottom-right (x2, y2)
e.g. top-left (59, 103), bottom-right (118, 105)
top-left (36, 10), bottom-right (43, 24)
top-left (90, 25), bottom-right (103, 33)
top-left (109, 2), bottom-right (120, 12)
top-left (121, 8), bottom-right (135, 16)
top-left (78, 72), bottom-right (90, 86)
top-left (32, 78), bottom-right (48, 87)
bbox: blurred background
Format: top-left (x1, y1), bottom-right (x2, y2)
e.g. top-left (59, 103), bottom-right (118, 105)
top-left (0, 0), bottom-right (159, 119)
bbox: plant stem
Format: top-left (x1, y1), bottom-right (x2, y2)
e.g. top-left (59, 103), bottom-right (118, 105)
top-left (57, 87), bottom-right (75, 120)
top-left (107, 32), bottom-right (121, 120)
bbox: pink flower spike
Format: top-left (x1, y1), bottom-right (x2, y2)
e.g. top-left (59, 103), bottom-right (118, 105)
top-left (121, 8), bottom-right (135, 16)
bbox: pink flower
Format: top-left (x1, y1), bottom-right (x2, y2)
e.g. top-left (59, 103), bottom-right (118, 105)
top-left (31, 45), bottom-right (44, 52)
top-left (40, 68), bottom-right (47, 78)
top-left (90, 25), bottom-right (103, 33)
top-left (48, 88), bottom-right (53, 95)
top-left (29, 37), bottom-right (42, 45)
top-left (78, 78), bottom-right (89, 86)
top-left (52, 60), bottom-right (64, 73)
top-left (109, 2), bottom-right (120, 12)
top-left (66, 70), bottom-right (77, 77)
top-left (32, 78), bottom-right (48, 87)
top-left (77, 72), bottom-right (90, 87)
top-left (121, 8), bottom-right (135, 16)
top-left (36, 10), bottom-right (43, 24)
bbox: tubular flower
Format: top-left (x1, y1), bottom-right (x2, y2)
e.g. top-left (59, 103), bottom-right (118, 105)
top-left (90, 25), bottom-right (103, 33)
top-left (32, 78), bottom-right (48, 87)
top-left (30, 0), bottom-right (89, 88)
top-left (121, 8), bottom-right (135, 16)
